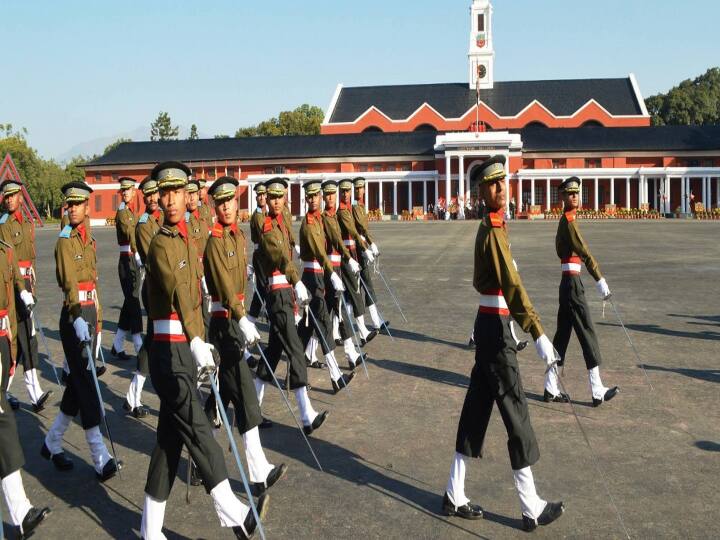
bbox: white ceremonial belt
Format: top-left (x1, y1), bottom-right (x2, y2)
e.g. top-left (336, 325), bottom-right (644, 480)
top-left (119, 244), bottom-right (132, 253)
top-left (329, 254), bottom-right (342, 263)
top-left (478, 294), bottom-right (508, 309)
top-left (210, 301), bottom-right (227, 313)
top-left (561, 263), bottom-right (582, 273)
top-left (343, 239), bottom-right (355, 246)
top-left (0, 313), bottom-right (8, 332)
top-left (19, 266), bottom-right (32, 277)
top-left (269, 274), bottom-right (289, 286)
top-left (303, 261), bottom-right (322, 271)
top-left (153, 319), bottom-right (184, 335)
top-left (78, 289), bottom-right (96, 302)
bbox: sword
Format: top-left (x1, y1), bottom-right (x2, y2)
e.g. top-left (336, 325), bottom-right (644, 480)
top-left (208, 370), bottom-right (267, 540)
top-left (606, 295), bottom-right (654, 391)
top-left (30, 310), bottom-right (62, 387)
top-left (357, 275), bottom-right (394, 341)
top-left (339, 294), bottom-right (369, 379)
top-left (254, 344), bottom-right (323, 471)
top-left (251, 277), bottom-right (270, 320)
top-left (374, 259), bottom-right (408, 323)
top-left (185, 448), bottom-right (192, 505)
top-left (305, 306), bottom-right (349, 393)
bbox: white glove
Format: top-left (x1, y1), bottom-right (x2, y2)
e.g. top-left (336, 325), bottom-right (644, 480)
top-left (294, 244), bottom-right (301, 256)
top-left (201, 276), bottom-right (209, 296)
top-left (73, 317), bottom-right (91, 342)
top-left (596, 278), bottom-right (611, 300)
top-left (20, 289), bottom-right (34, 308)
top-left (134, 251), bottom-right (143, 268)
top-left (362, 249), bottom-right (375, 264)
top-left (534, 334), bottom-right (557, 367)
top-left (238, 316), bottom-right (261, 346)
top-left (247, 264), bottom-right (254, 279)
top-left (294, 311), bottom-right (303, 325)
top-left (294, 281), bottom-right (310, 306)
top-left (330, 272), bottom-right (345, 292)
top-left (190, 337), bottom-right (215, 370)
top-left (95, 331), bottom-right (102, 358)
top-left (348, 258), bottom-right (361, 275)
top-left (370, 243), bottom-right (379, 257)
top-left (512, 259), bottom-right (518, 271)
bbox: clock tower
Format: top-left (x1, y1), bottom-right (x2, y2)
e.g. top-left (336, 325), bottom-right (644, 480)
top-left (468, 0), bottom-right (494, 89)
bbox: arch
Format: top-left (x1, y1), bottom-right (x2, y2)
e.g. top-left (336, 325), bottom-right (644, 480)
top-left (524, 121), bottom-right (548, 128)
top-left (581, 120), bottom-right (604, 127)
top-left (413, 123), bottom-right (438, 132)
top-left (362, 126), bottom-right (383, 133)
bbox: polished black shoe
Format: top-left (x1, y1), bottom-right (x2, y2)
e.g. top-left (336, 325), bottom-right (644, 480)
top-left (332, 372), bottom-right (355, 394)
top-left (334, 338), bottom-right (343, 346)
top-left (19, 506), bottom-right (51, 538)
top-left (360, 329), bottom-right (378, 346)
top-left (60, 370), bottom-right (69, 385)
top-left (8, 393), bottom-right (20, 410)
top-left (111, 346), bottom-right (133, 361)
top-left (305, 357), bottom-right (326, 369)
top-left (467, 337), bottom-right (475, 349)
top-left (349, 353), bottom-right (367, 371)
top-left (592, 386), bottom-right (619, 407)
top-left (303, 410), bottom-right (328, 435)
top-left (95, 364), bottom-right (107, 377)
top-left (96, 458), bottom-right (122, 482)
top-left (441, 492), bottom-right (483, 520)
top-left (517, 340), bottom-right (528, 351)
top-left (251, 463), bottom-right (287, 496)
top-left (378, 321), bottom-right (391, 333)
top-left (40, 443), bottom-right (74, 471)
top-left (259, 417), bottom-right (273, 429)
top-left (190, 461), bottom-right (203, 486)
top-left (543, 389), bottom-right (570, 403)
top-left (32, 391), bottom-right (54, 413)
top-left (246, 355), bottom-right (259, 370)
top-left (522, 501), bottom-right (565, 532)
top-left (234, 492), bottom-right (269, 539)
top-left (131, 406), bottom-right (149, 418)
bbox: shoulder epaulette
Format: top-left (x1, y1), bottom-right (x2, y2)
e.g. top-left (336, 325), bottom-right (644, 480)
top-left (489, 216), bottom-right (504, 228)
top-left (159, 226), bottom-right (176, 237)
top-left (59, 225), bottom-right (72, 238)
top-left (139, 213), bottom-right (149, 223)
top-left (565, 211), bottom-right (576, 222)
top-left (0, 213), bottom-right (8, 224)
top-left (118, 202), bottom-right (126, 210)
top-left (255, 207), bottom-right (263, 214)
top-left (262, 216), bottom-right (273, 234)
top-left (211, 222), bottom-right (224, 238)
top-left (184, 211), bottom-right (190, 223)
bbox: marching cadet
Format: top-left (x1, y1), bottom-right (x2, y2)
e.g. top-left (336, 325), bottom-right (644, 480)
top-left (299, 178), bottom-right (354, 393)
top-left (253, 178), bottom-right (328, 435)
top-left (187, 179), bottom-right (211, 332)
top-left (0, 179), bottom-right (53, 412)
top-left (443, 156), bottom-right (564, 532)
top-left (111, 178), bottom-right (144, 362)
top-left (547, 177), bottom-right (618, 406)
top-left (248, 183), bottom-right (268, 327)
top-left (123, 176), bottom-right (162, 419)
top-left (140, 162), bottom-right (265, 540)
top-left (198, 178), bottom-right (214, 228)
top-left (280, 179), bottom-right (300, 258)
top-left (43, 181), bottom-right (121, 482)
top-left (321, 180), bottom-right (366, 369)
top-left (0, 236), bottom-right (51, 538)
top-left (351, 177), bottom-right (389, 331)
top-left (202, 176), bottom-right (287, 494)
top-left (337, 179), bottom-right (377, 344)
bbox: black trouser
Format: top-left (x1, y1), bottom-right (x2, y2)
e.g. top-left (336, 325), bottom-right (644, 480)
top-left (341, 260), bottom-right (364, 318)
top-left (0, 336), bottom-right (25, 478)
top-left (146, 340), bottom-right (228, 499)
top-left (553, 275), bottom-right (603, 370)
top-left (298, 272), bottom-right (334, 356)
top-left (455, 312), bottom-right (539, 470)
top-left (204, 318), bottom-right (262, 434)
top-left (135, 282), bottom-right (151, 376)
top-left (325, 271), bottom-right (353, 341)
top-left (255, 288), bottom-right (308, 390)
top-left (248, 251), bottom-right (268, 319)
top-left (58, 304), bottom-right (102, 430)
top-left (15, 281), bottom-right (40, 372)
top-left (117, 256), bottom-right (142, 334)
top-left (359, 258), bottom-right (377, 307)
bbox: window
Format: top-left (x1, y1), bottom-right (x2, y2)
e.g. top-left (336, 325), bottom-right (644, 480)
top-left (274, 166), bottom-right (286, 174)
top-left (686, 160), bottom-right (699, 168)
top-left (112, 194), bottom-right (120, 209)
top-left (207, 169), bottom-right (216, 179)
top-left (550, 187), bottom-right (559, 205)
top-left (581, 184), bottom-right (589, 205)
top-left (387, 165), bottom-right (398, 172)
top-left (298, 167), bottom-right (308, 174)
top-left (227, 167), bottom-right (237, 178)
top-left (373, 165), bottom-right (382, 172)
top-left (401, 164), bottom-right (411, 171)
top-left (359, 164), bottom-right (368, 172)
top-left (264, 167), bottom-right (273, 174)
top-left (535, 190), bottom-right (545, 206)
top-left (95, 173), bottom-right (102, 182)
top-left (477, 14), bottom-right (484, 31)
top-left (552, 159), bottom-right (565, 169)
top-left (585, 158), bottom-right (601, 169)
top-left (703, 159), bottom-right (713, 167)
top-left (94, 194), bottom-right (102, 212)
top-left (111, 173), bottom-right (119, 182)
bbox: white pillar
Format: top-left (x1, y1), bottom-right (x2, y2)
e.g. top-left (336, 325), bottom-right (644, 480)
top-left (379, 181), bottom-right (384, 215)
top-left (423, 180), bottom-right (427, 212)
top-left (680, 176), bottom-right (686, 213)
top-left (434, 177), bottom-right (438, 208)
top-left (653, 178), bottom-right (658, 210)
top-left (625, 177), bottom-right (631, 209)
top-left (545, 179), bottom-right (551, 211)
top-left (458, 154), bottom-right (465, 219)
top-left (666, 177), bottom-right (671, 214)
top-left (716, 177), bottom-right (720, 208)
top-left (393, 180), bottom-right (398, 216)
top-left (610, 178), bottom-right (615, 205)
top-left (517, 178), bottom-right (523, 213)
top-left (593, 177), bottom-right (599, 211)
top-left (408, 180), bottom-right (412, 215)
top-left (530, 179), bottom-right (536, 206)
top-left (249, 182), bottom-right (255, 214)
top-left (505, 174), bottom-right (511, 218)
top-left (445, 155), bottom-right (451, 220)
top-left (300, 180), bottom-right (306, 217)
top-left (365, 182), bottom-right (369, 207)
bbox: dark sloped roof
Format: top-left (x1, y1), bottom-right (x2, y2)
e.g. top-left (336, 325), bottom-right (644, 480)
top-left (85, 131), bottom-right (439, 167)
top-left (329, 79), bottom-right (643, 122)
top-left (519, 125), bottom-right (720, 153)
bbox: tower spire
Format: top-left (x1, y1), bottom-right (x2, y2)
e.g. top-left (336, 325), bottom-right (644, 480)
top-left (468, 0), bottom-right (495, 90)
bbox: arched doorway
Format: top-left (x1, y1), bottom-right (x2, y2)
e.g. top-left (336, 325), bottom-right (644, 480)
top-left (362, 126), bottom-right (383, 133)
top-left (581, 120), bottom-right (603, 127)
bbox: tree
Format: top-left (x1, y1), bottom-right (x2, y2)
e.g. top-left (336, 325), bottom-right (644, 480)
top-left (645, 67), bottom-right (720, 126)
top-left (103, 137), bottom-right (132, 155)
top-left (235, 104), bottom-right (324, 137)
top-left (189, 124), bottom-right (199, 140)
top-left (214, 134), bottom-right (230, 139)
top-left (150, 111), bottom-right (180, 141)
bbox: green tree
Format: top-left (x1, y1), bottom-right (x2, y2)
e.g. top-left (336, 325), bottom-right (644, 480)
top-left (189, 124), bottom-right (199, 140)
top-left (214, 134), bottom-right (230, 139)
top-left (150, 111), bottom-right (180, 141)
top-left (645, 67), bottom-right (720, 126)
top-left (235, 104), bottom-right (324, 137)
top-left (103, 137), bottom-right (132, 155)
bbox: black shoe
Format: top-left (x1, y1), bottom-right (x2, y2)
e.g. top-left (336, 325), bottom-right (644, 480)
top-left (96, 458), bottom-right (122, 482)
top-left (246, 355), bottom-right (259, 370)
top-left (592, 386), bottom-right (619, 407)
top-left (111, 346), bottom-right (133, 361)
top-left (467, 338), bottom-right (475, 349)
top-left (60, 371), bottom-right (69, 385)
top-left (332, 372), bottom-right (355, 394)
top-left (378, 321), bottom-right (391, 333)
top-left (349, 353), bottom-right (367, 371)
top-left (190, 461), bottom-right (202, 486)
top-left (303, 410), bottom-right (328, 435)
top-left (40, 443), bottom-right (74, 471)
top-left (522, 501), bottom-right (565, 532)
top-left (360, 329), bottom-right (378, 346)
top-left (251, 463), bottom-right (288, 496)
top-left (8, 393), bottom-right (20, 410)
top-left (96, 365), bottom-right (107, 377)
top-left (131, 406), bottom-right (149, 418)
top-left (259, 417), bottom-right (273, 429)
top-left (234, 492), bottom-right (269, 539)
top-left (441, 492), bottom-right (483, 520)
top-left (334, 338), bottom-right (343, 346)
top-left (19, 506), bottom-right (51, 538)
top-left (543, 389), bottom-right (570, 403)
top-left (33, 391), bottom-right (53, 413)
top-left (305, 357), bottom-right (326, 369)
top-left (517, 340), bottom-right (528, 351)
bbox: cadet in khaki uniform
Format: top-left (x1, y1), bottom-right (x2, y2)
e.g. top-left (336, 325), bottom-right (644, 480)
top-left (351, 177), bottom-right (388, 331)
top-left (337, 180), bottom-right (377, 344)
top-left (111, 178), bottom-right (144, 361)
top-left (248, 183), bottom-right (269, 325)
top-left (0, 238), bottom-right (51, 538)
top-left (202, 176), bottom-right (287, 494)
top-left (0, 179), bottom-right (52, 412)
top-left (198, 178), bottom-right (214, 229)
top-left (253, 178), bottom-right (328, 435)
top-left (43, 181), bottom-right (121, 482)
top-left (299, 179), bottom-right (354, 393)
top-left (187, 179), bottom-right (211, 334)
top-left (140, 162), bottom-right (265, 540)
top-left (548, 177), bottom-right (618, 406)
top-left (123, 176), bottom-right (162, 419)
top-left (321, 180), bottom-right (366, 369)
top-left (280, 179), bottom-right (300, 258)
top-left (443, 156), bottom-right (564, 532)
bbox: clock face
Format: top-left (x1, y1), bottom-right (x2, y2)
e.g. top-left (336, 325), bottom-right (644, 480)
top-left (477, 65), bottom-right (487, 79)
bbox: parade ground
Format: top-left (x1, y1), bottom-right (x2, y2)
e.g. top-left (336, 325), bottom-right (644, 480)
top-left (6, 220), bottom-right (719, 540)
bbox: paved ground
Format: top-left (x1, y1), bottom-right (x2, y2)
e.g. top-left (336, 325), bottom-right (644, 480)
top-left (3, 220), bottom-right (719, 539)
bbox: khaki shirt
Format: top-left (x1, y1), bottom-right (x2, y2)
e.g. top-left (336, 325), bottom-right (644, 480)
top-left (198, 202), bottom-right (213, 230)
top-left (204, 222), bottom-right (248, 320)
top-left (115, 202), bottom-right (137, 253)
top-left (322, 207), bottom-right (353, 263)
top-left (281, 205), bottom-right (296, 248)
top-left (187, 210), bottom-right (209, 264)
top-left (299, 210), bottom-right (334, 277)
top-left (258, 213), bottom-right (300, 286)
top-left (250, 207), bottom-right (265, 246)
top-left (135, 209), bottom-right (163, 265)
top-left (351, 201), bottom-right (374, 244)
top-left (0, 211), bottom-right (36, 292)
top-left (146, 220), bottom-right (204, 341)
top-left (474, 212), bottom-right (544, 340)
top-left (0, 240), bottom-right (25, 361)
top-left (556, 210), bottom-right (602, 282)
top-left (338, 201), bottom-right (368, 253)
top-left (55, 223), bottom-right (101, 320)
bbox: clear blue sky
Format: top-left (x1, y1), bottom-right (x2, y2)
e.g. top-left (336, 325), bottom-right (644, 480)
top-left (3, 0), bottom-right (719, 159)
